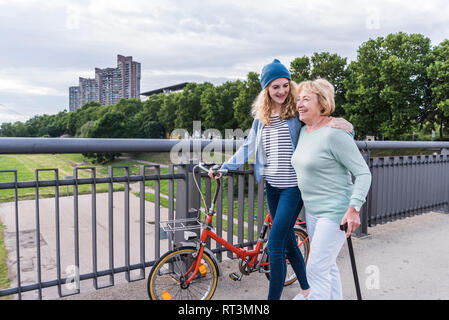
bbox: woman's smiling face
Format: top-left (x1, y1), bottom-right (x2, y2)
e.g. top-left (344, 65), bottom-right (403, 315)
top-left (267, 78), bottom-right (290, 106)
top-left (296, 89), bottom-right (322, 123)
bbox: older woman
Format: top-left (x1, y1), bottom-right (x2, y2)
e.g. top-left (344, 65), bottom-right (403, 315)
top-left (291, 78), bottom-right (371, 300)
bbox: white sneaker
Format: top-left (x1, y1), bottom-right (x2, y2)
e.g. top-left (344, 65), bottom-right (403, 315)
top-left (293, 288), bottom-right (311, 300)
top-left (292, 293), bottom-right (306, 300)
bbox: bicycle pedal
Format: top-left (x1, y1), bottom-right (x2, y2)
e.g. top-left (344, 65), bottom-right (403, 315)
top-left (229, 272), bottom-right (242, 281)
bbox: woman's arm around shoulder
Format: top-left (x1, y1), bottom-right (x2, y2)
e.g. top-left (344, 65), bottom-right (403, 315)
top-left (327, 117), bottom-right (355, 137)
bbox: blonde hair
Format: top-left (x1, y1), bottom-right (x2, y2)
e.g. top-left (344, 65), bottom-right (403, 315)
top-left (251, 80), bottom-right (298, 125)
top-left (297, 78), bottom-right (335, 116)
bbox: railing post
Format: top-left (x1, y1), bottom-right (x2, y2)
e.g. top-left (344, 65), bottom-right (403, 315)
top-left (174, 161), bottom-right (201, 245)
top-left (175, 164), bottom-right (188, 245)
top-left (188, 161), bottom-right (201, 241)
top-left (443, 149), bottom-right (449, 213)
top-left (188, 161), bottom-right (201, 213)
top-left (355, 148), bottom-right (370, 237)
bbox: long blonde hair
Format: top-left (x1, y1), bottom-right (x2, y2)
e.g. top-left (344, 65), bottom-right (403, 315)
top-left (251, 80), bottom-right (298, 125)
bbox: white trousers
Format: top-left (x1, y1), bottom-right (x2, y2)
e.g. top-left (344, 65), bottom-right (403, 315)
top-left (305, 211), bottom-right (346, 300)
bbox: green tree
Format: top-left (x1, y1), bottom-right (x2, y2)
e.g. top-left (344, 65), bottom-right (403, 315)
top-left (67, 112), bottom-right (79, 136)
top-left (72, 101), bottom-right (107, 137)
top-left (83, 111), bottom-right (127, 163)
top-left (200, 85), bottom-right (219, 131)
top-left (201, 80), bottom-right (241, 134)
top-left (77, 121), bottom-right (96, 138)
top-left (88, 111), bottom-right (127, 138)
top-left (343, 32), bottom-right (432, 139)
top-left (216, 80), bottom-right (241, 130)
top-left (233, 72), bottom-right (260, 130)
top-left (141, 121), bottom-right (165, 138)
top-left (0, 122), bottom-right (14, 137)
top-left (175, 82), bottom-right (212, 134)
top-left (136, 94), bottom-right (166, 138)
top-left (343, 38), bottom-right (386, 139)
top-left (157, 92), bottom-right (181, 135)
top-left (290, 52), bottom-right (348, 116)
top-left (141, 93), bottom-right (165, 122)
top-left (111, 98), bottom-right (143, 116)
top-left (427, 39), bottom-right (449, 139)
top-left (290, 56), bottom-right (311, 84)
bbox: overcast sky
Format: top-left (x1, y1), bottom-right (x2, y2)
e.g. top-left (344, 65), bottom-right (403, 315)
top-left (1, 0), bottom-right (449, 124)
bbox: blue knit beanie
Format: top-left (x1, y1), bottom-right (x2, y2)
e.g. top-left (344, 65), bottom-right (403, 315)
top-left (260, 59), bottom-right (291, 89)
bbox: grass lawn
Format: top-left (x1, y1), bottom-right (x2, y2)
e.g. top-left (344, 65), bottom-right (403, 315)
top-left (0, 154), bottom-right (128, 203)
top-left (0, 220), bottom-right (10, 299)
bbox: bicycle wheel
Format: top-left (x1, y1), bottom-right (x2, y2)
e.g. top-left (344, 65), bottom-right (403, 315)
top-left (264, 227), bottom-right (310, 286)
top-left (147, 246), bottom-right (219, 300)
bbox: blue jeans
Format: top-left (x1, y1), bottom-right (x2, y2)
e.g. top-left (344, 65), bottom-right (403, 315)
top-left (266, 182), bottom-right (310, 300)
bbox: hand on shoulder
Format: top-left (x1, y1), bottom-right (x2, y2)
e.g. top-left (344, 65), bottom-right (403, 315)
top-left (326, 117), bottom-right (353, 133)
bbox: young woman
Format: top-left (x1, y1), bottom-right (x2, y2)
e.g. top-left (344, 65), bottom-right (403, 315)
top-left (291, 78), bottom-right (371, 300)
top-left (209, 59), bottom-right (353, 300)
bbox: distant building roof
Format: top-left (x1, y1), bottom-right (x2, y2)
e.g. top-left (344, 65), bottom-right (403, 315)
top-left (140, 82), bottom-right (189, 96)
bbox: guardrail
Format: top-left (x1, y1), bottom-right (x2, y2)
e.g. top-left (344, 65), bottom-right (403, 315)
top-left (0, 138), bottom-right (448, 300)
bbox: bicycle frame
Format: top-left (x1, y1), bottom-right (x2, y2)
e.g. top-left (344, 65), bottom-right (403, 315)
top-left (184, 163), bottom-right (309, 285)
top-left (185, 211), bottom-right (271, 285)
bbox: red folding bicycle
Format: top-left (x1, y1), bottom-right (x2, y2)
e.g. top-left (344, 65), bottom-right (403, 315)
top-left (147, 163), bottom-right (310, 300)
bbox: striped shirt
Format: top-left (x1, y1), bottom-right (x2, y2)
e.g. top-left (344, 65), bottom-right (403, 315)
top-left (262, 114), bottom-right (298, 188)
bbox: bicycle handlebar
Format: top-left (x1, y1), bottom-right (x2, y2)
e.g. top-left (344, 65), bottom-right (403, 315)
top-left (194, 163), bottom-right (247, 213)
top-left (197, 162), bottom-right (228, 177)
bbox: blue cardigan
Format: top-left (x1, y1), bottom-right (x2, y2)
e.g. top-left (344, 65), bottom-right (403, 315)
top-left (221, 116), bottom-right (302, 184)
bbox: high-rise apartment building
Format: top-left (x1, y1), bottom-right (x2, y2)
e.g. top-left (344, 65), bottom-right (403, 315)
top-left (79, 77), bottom-right (99, 107)
top-left (118, 54), bottom-right (141, 100)
top-left (69, 54), bottom-right (141, 110)
top-left (69, 86), bottom-right (80, 112)
top-left (95, 67), bottom-right (122, 105)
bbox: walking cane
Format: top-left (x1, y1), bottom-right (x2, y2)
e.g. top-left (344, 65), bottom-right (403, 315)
top-left (340, 223), bottom-right (362, 300)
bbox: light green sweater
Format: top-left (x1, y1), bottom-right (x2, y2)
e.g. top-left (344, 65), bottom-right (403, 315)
top-left (291, 126), bottom-right (372, 225)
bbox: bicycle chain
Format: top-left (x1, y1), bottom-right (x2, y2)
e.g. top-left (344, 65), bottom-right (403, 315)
top-left (238, 258), bottom-right (252, 275)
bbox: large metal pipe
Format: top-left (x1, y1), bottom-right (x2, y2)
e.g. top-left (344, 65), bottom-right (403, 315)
top-left (0, 138), bottom-right (240, 154)
top-left (1, 137), bottom-right (449, 154)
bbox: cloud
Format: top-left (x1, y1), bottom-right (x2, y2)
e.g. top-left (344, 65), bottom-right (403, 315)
top-left (0, 112), bottom-right (30, 123)
top-left (0, 68), bottom-right (87, 97)
top-left (0, 78), bottom-right (65, 96)
top-left (1, 0), bottom-right (449, 124)
top-left (0, 103), bottom-right (30, 123)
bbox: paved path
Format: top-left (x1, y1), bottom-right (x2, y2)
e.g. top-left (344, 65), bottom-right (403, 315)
top-left (1, 190), bottom-right (449, 300)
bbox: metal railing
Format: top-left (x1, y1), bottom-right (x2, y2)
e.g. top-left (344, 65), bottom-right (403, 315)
top-left (0, 138), bottom-right (448, 300)
top-left (357, 141), bottom-right (449, 234)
